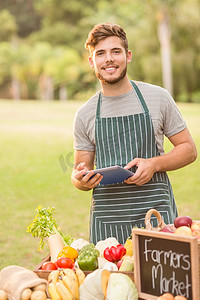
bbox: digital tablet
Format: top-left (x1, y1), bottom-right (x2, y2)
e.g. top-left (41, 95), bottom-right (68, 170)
top-left (84, 165), bottom-right (134, 185)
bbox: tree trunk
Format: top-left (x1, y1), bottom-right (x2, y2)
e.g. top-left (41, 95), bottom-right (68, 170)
top-left (11, 77), bottom-right (21, 100)
top-left (10, 37), bottom-right (21, 100)
top-left (59, 85), bottom-right (67, 101)
top-left (39, 75), bottom-right (54, 100)
top-left (157, 7), bottom-right (173, 96)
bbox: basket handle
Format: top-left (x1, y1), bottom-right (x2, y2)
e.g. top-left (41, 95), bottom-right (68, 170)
top-left (145, 209), bottom-right (166, 231)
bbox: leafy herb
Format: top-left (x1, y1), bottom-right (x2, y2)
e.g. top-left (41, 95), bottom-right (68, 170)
top-left (27, 205), bottom-right (73, 251)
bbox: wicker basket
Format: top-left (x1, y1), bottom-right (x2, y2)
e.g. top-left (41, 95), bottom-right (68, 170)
top-left (144, 208), bottom-right (166, 231)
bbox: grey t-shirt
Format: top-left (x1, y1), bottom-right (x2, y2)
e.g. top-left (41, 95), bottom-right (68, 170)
top-left (73, 81), bottom-right (186, 155)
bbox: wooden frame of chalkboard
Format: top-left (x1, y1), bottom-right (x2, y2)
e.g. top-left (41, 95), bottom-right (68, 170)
top-left (132, 228), bottom-right (199, 300)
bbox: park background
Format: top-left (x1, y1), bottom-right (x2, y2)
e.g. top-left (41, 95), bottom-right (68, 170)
top-left (0, 0), bottom-right (199, 270)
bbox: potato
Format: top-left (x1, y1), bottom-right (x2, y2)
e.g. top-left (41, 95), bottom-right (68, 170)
top-left (157, 293), bottom-right (174, 300)
top-left (30, 291), bottom-right (46, 300)
top-left (0, 290), bottom-right (7, 300)
top-left (33, 284), bottom-right (46, 292)
top-left (21, 288), bottom-right (32, 300)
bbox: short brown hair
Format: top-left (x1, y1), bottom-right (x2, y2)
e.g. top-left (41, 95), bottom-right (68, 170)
top-left (85, 23), bottom-right (128, 54)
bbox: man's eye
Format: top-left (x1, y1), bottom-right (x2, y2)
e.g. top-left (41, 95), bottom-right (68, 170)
top-left (113, 50), bottom-right (120, 54)
top-left (97, 52), bottom-right (104, 56)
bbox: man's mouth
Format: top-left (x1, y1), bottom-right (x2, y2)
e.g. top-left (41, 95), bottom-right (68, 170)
top-left (102, 66), bottom-right (118, 71)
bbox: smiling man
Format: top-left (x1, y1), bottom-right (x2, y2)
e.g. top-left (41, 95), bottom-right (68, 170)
top-left (71, 23), bottom-right (197, 245)
top-left (89, 35), bottom-right (131, 86)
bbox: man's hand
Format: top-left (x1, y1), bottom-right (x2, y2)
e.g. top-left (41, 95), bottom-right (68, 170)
top-left (73, 162), bottom-right (103, 191)
top-left (124, 158), bottom-right (156, 186)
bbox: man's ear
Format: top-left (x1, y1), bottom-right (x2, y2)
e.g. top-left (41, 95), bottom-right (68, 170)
top-left (88, 55), bottom-right (94, 68)
top-left (127, 50), bottom-right (132, 63)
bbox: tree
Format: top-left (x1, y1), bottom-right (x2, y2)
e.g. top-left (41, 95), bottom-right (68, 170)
top-left (0, 0), bottom-right (41, 37)
top-left (157, 5), bottom-right (173, 95)
top-left (45, 48), bottom-right (81, 101)
top-left (0, 43), bottom-right (12, 85)
top-left (0, 9), bottom-right (18, 41)
top-left (32, 0), bottom-right (98, 51)
top-left (27, 42), bottom-right (55, 100)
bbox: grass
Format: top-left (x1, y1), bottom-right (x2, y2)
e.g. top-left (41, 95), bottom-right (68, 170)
top-left (0, 100), bottom-right (199, 270)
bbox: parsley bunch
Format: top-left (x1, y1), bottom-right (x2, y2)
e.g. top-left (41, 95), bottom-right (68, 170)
top-left (27, 205), bottom-right (73, 251)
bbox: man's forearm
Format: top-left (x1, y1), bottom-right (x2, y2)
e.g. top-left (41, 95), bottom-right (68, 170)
top-left (151, 141), bottom-right (197, 173)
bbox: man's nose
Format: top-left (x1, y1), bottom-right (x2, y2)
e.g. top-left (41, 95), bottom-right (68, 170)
top-left (105, 52), bottom-right (114, 62)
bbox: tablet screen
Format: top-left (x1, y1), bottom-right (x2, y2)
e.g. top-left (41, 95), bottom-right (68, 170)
top-left (93, 165), bottom-right (134, 185)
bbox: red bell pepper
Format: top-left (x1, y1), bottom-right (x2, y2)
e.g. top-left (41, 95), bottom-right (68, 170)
top-left (103, 244), bottom-right (126, 263)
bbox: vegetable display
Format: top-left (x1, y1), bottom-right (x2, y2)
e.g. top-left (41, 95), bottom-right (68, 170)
top-left (26, 206), bottom-right (200, 299)
top-left (2, 206), bottom-right (198, 299)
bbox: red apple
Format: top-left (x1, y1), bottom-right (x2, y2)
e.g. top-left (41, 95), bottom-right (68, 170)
top-left (174, 216), bottom-right (193, 228)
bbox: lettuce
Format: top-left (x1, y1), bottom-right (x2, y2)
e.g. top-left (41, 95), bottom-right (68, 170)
top-left (106, 273), bottom-right (138, 300)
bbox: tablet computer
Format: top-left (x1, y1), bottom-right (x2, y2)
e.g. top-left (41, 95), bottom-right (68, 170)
top-left (85, 165), bottom-right (134, 185)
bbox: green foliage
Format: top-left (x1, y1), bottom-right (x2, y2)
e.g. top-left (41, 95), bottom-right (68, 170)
top-left (0, 9), bottom-right (18, 41)
top-left (27, 205), bottom-right (74, 250)
top-left (27, 206), bottom-right (58, 250)
top-left (0, 0), bottom-right (41, 37)
top-left (33, 0), bottom-right (98, 50)
top-left (0, 43), bottom-right (12, 84)
top-left (0, 0), bottom-right (199, 100)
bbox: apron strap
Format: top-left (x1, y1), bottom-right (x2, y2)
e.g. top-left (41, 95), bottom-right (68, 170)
top-left (96, 80), bottom-right (150, 118)
top-left (96, 92), bottom-right (101, 119)
top-left (130, 80), bottom-right (149, 114)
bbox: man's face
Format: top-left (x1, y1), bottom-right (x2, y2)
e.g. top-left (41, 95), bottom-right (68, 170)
top-left (89, 36), bottom-right (132, 85)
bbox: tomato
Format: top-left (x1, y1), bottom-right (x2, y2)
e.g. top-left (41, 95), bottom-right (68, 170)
top-left (41, 261), bottom-right (57, 271)
top-left (56, 257), bottom-right (74, 269)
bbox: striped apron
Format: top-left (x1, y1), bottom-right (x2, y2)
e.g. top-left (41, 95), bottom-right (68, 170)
top-left (90, 81), bottom-right (178, 245)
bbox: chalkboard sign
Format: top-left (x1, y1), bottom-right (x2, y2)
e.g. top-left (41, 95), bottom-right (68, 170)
top-left (132, 228), bottom-right (199, 300)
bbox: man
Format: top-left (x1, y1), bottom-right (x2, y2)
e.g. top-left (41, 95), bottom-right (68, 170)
top-left (71, 23), bottom-right (197, 245)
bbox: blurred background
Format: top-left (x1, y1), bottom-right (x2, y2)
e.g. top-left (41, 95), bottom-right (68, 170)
top-left (0, 0), bottom-right (199, 270)
top-left (0, 0), bottom-right (199, 102)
